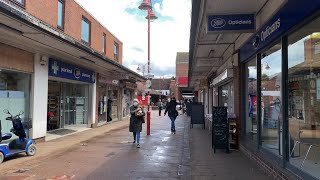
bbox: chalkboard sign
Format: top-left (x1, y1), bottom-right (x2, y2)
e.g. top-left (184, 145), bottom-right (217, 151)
top-left (190, 104), bottom-right (205, 129)
top-left (212, 107), bottom-right (229, 153)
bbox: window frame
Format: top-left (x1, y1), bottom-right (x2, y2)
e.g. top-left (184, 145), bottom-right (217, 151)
top-left (10, 0), bottom-right (25, 8)
top-left (57, 0), bottom-right (65, 30)
top-left (81, 16), bottom-right (91, 46)
top-left (102, 33), bottom-right (106, 54)
top-left (114, 42), bottom-right (119, 61)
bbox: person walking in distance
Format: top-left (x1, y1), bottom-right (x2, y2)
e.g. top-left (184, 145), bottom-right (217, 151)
top-left (164, 97), bottom-right (179, 134)
top-left (158, 100), bottom-right (163, 116)
top-left (129, 99), bottom-right (145, 148)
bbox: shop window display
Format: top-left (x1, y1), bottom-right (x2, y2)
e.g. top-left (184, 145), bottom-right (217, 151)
top-left (0, 70), bottom-right (30, 137)
top-left (219, 83), bottom-right (234, 113)
top-left (260, 42), bottom-right (283, 156)
top-left (288, 17), bottom-right (320, 178)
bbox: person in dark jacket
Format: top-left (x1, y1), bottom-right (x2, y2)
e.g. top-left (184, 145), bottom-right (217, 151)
top-left (164, 97), bottom-right (179, 134)
top-left (107, 99), bottom-right (112, 122)
top-left (158, 100), bottom-right (163, 116)
top-left (129, 99), bottom-right (145, 148)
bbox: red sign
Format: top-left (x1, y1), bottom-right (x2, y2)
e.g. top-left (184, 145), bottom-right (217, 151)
top-left (178, 77), bottom-right (188, 85)
top-left (137, 95), bottom-right (149, 106)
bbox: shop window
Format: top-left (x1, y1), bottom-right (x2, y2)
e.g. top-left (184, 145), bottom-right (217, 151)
top-left (102, 33), bottom-right (106, 54)
top-left (245, 58), bottom-right (257, 141)
top-left (107, 89), bottom-right (118, 121)
top-left (81, 17), bottom-right (91, 45)
top-left (260, 42), bottom-right (283, 156)
top-left (219, 83), bottom-right (234, 113)
top-left (98, 84), bottom-right (107, 123)
top-left (0, 70), bottom-right (30, 138)
top-left (10, 0), bottom-right (24, 7)
top-left (57, 0), bottom-right (64, 30)
top-left (288, 17), bottom-right (320, 178)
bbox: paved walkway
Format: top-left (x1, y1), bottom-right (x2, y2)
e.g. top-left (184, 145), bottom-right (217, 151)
top-left (0, 111), bottom-right (271, 180)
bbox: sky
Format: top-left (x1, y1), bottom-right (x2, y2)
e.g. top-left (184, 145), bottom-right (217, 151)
top-left (75, 0), bottom-right (192, 78)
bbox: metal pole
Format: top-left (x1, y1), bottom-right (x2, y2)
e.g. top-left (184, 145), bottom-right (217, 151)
top-left (147, 9), bottom-right (151, 136)
top-left (159, 76), bottom-right (161, 101)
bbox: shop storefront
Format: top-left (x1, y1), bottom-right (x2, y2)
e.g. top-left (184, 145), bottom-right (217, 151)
top-left (240, 1), bottom-right (320, 179)
top-left (47, 59), bottom-right (95, 131)
top-left (0, 43), bottom-right (33, 137)
top-left (97, 74), bottom-right (120, 125)
top-left (122, 81), bottom-right (137, 118)
top-left (210, 69), bottom-right (234, 113)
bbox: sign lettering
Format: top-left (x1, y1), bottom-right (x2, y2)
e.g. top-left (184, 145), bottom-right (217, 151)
top-left (48, 59), bottom-right (95, 83)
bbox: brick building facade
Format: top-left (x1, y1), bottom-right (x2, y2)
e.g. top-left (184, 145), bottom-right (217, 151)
top-left (0, 0), bottom-right (143, 142)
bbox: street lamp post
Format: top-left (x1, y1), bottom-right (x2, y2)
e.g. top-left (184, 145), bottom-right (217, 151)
top-left (139, 0), bottom-right (157, 136)
top-left (159, 76), bottom-right (164, 101)
top-left (137, 63), bottom-right (148, 76)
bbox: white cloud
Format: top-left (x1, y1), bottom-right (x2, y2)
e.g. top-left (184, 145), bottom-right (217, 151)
top-left (75, 0), bottom-right (191, 77)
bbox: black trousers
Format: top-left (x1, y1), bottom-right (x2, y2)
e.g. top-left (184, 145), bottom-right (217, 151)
top-left (159, 109), bottom-right (162, 116)
top-left (133, 132), bottom-right (136, 141)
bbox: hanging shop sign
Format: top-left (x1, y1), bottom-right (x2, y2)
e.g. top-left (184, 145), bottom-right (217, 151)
top-left (240, 0), bottom-right (320, 62)
top-left (207, 14), bottom-right (255, 33)
top-left (124, 82), bottom-right (137, 89)
top-left (49, 59), bottom-right (95, 83)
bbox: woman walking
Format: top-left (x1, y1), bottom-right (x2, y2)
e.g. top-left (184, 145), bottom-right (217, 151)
top-left (164, 97), bottom-right (179, 134)
top-left (129, 99), bottom-right (145, 148)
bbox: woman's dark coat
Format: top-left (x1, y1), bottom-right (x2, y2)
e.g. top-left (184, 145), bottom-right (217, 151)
top-left (129, 105), bottom-right (145, 132)
top-left (165, 100), bottom-right (178, 118)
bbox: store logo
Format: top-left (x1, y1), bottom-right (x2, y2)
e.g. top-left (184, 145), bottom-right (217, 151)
top-left (112, 80), bottom-right (119, 85)
top-left (252, 34), bottom-right (260, 49)
top-left (52, 61), bottom-right (59, 75)
top-left (210, 18), bottom-right (226, 28)
top-left (74, 68), bottom-right (81, 79)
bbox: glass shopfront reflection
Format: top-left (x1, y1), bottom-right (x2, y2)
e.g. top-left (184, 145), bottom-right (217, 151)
top-left (288, 17), bottom-right (320, 178)
top-left (245, 58), bottom-right (257, 141)
top-left (260, 42), bottom-right (283, 156)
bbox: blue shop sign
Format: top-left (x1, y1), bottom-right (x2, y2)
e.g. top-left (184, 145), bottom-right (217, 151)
top-left (207, 14), bottom-right (255, 32)
top-left (240, 0), bottom-right (320, 62)
top-left (48, 59), bottom-right (95, 83)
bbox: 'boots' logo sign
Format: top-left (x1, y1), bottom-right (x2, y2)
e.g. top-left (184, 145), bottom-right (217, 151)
top-left (208, 14), bottom-right (255, 32)
top-left (211, 18), bottom-right (226, 28)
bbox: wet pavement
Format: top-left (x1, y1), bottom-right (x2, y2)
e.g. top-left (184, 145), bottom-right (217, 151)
top-left (0, 111), bottom-right (271, 180)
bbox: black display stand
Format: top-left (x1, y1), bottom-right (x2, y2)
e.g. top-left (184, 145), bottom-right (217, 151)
top-left (186, 103), bottom-right (192, 116)
top-left (190, 104), bottom-right (205, 129)
top-left (212, 107), bottom-right (229, 153)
